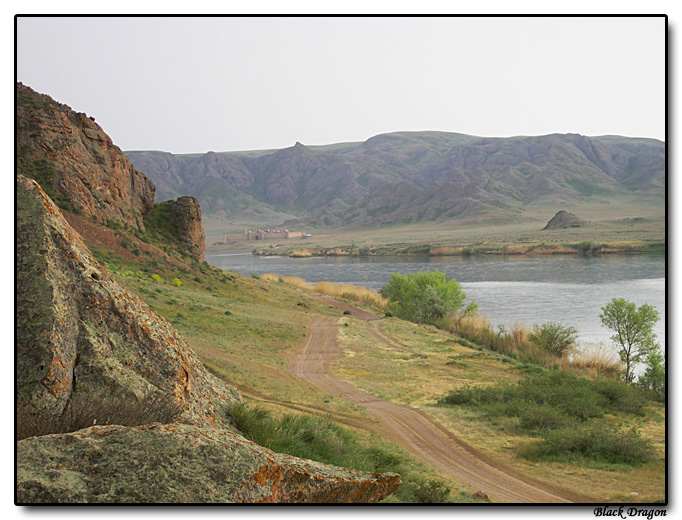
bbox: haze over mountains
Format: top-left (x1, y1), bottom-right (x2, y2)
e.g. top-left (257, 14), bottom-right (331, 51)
top-left (125, 131), bottom-right (665, 230)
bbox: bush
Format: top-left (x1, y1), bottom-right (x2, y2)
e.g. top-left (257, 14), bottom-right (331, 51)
top-left (439, 371), bottom-right (647, 431)
top-left (528, 322), bottom-right (578, 356)
top-left (151, 273), bottom-right (164, 283)
top-left (380, 270), bottom-right (476, 325)
top-left (171, 277), bottom-right (182, 287)
top-left (521, 424), bottom-right (656, 466)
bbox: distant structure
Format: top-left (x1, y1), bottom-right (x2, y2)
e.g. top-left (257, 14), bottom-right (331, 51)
top-left (221, 229), bottom-right (302, 243)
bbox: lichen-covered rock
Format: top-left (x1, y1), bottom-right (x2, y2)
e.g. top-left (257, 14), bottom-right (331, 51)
top-left (16, 174), bottom-right (238, 426)
top-left (172, 196), bottom-right (205, 262)
top-left (16, 174), bottom-right (401, 503)
top-left (16, 423), bottom-right (401, 503)
top-left (542, 210), bottom-right (585, 230)
top-left (16, 83), bottom-right (155, 231)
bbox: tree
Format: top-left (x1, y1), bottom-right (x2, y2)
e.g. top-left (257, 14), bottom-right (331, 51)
top-left (599, 298), bottom-right (660, 384)
top-left (637, 349), bottom-right (665, 402)
top-left (380, 270), bottom-right (477, 325)
top-left (528, 322), bottom-right (578, 356)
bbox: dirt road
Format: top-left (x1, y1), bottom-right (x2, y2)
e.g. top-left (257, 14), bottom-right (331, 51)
top-left (289, 314), bottom-right (590, 503)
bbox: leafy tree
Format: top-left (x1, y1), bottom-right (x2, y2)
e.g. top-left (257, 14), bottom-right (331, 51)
top-left (600, 298), bottom-right (660, 384)
top-left (380, 270), bottom-right (477, 325)
top-left (528, 322), bottom-right (578, 356)
top-left (637, 349), bottom-right (665, 402)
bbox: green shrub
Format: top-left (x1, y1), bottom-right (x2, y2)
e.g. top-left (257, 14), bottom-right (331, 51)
top-left (527, 322), bottom-right (578, 356)
top-left (439, 371), bottom-right (647, 431)
top-left (380, 270), bottom-right (477, 325)
top-left (520, 424), bottom-right (656, 466)
top-left (593, 378), bottom-right (648, 414)
top-left (636, 350), bottom-right (665, 402)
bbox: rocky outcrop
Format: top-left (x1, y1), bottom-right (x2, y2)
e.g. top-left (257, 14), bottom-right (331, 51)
top-left (171, 196), bottom-right (206, 262)
top-left (16, 175), bottom-right (237, 426)
top-left (17, 423), bottom-right (400, 503)
top-left (16, 83), bottom-right (155, 231)
top-left (542, 210), bottom-right (586, 230)
top-left (16, 175), bottom-right (400, 503)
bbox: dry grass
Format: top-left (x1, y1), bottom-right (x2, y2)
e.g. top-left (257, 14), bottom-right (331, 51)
top-left (428, 247), bottom-right (459, 256)
top-left (290, 249), bottom-right (313, 258)
top-left (567, 341), bottom-right (624, 378)
top-left (262, 273), bottom-right (388, 312)
top-left (449, 314), bottom-right (626, 381)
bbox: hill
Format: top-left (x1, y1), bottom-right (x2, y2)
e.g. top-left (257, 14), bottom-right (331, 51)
top-left (15, 83), bottom-right (401, 503)
top-left (125, 131), bottom-right (665, 230)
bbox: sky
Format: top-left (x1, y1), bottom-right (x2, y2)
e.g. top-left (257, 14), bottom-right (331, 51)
top-left (16, 16), bottom-right (665, 154)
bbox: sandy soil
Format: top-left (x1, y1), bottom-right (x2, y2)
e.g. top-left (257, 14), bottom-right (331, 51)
top-left (288, 303), bottom-right (592, 503)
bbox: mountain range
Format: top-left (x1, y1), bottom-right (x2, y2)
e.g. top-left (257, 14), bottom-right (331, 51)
top-left (125, 131), bottom-right (665, 229)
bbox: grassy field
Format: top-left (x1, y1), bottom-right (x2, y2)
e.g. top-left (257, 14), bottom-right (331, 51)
top-left (85, 223), bottom-right (665, 503)
top-left (207, 197), bottom-right (665, 257)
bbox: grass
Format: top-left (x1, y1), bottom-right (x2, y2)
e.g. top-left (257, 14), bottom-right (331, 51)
top-left (227, 402), bottom-right (473, 503)
top-left (80, 226), bottom-right (664, 503)
top-left (225, 199), bottom-right (664, 260)
top-left (438, 371), bottom-right (655, 466)
top-left (261, 273), bottom-right (388, 312)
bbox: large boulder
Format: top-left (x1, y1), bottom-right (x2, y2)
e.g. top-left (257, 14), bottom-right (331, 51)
top-left (16, 83), bottom-right (155, 231)
top-left (15, 175), bottom-right (400, 503)
top-left (172, 196), bottom-right (206, 263)
top-left (17, 423), bottom-right (401, 504)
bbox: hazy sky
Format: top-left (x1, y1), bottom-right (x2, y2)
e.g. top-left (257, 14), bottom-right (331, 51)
top-left (17, 16), bottom-right (665, 154)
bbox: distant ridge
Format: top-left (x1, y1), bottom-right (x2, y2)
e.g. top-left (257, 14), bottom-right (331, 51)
top-left (125, 131), bottom-right (665, 229)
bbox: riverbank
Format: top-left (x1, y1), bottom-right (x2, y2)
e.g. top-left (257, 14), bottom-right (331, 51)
top-left (250, 240), bottom-right (666, 258)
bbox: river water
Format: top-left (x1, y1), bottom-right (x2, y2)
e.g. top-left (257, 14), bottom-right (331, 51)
top-left (206, 252), bottom-right (666, 350)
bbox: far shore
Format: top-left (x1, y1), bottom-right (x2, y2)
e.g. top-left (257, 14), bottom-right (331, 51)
top-left (205, 240), bottom-right (665, 259)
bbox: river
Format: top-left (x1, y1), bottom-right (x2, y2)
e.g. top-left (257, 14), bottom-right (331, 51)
top-left (205, 252), bottom-right (666, 351)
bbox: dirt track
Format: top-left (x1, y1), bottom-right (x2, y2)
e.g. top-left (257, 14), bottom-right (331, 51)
top-left (289, 310), bottom-right (591, 503)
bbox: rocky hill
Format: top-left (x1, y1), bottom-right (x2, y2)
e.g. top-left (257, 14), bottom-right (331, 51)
top-left (16, 83), bottom-right (206, 262)
top-left (15, 84), bottom-right (401, 503)
top-left (543, 210), bottom-right (586, 230)
top-left (126, 131), bottom-right (665, 229)
top-left (16, 83), bottom-right (155, 230)
top-left (15, 174), bottom-right (400, 503)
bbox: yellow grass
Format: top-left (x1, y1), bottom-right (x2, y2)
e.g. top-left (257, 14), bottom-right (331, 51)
top-left (262, 273), bottom-right (388, 312)
top-left (429, 247), bottom-right (459, 256)
top-left (567, 341), bottom-right (624, 378)
top-left (290, 249), bottom-right (313, 258)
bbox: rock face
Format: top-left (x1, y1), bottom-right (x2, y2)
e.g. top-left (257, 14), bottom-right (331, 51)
top-left (17, 423), bottom-right (401, 503)
top-left (16, 175), bottom-right (237, 426)
top-left (16, 175), bottom-right (400, 503)
top-left (542, 210), bottom-right (586, 230)
top-left (171, 196), bottom-right (206, 262)
top-left (16, 83), bottom-right (155, 231)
